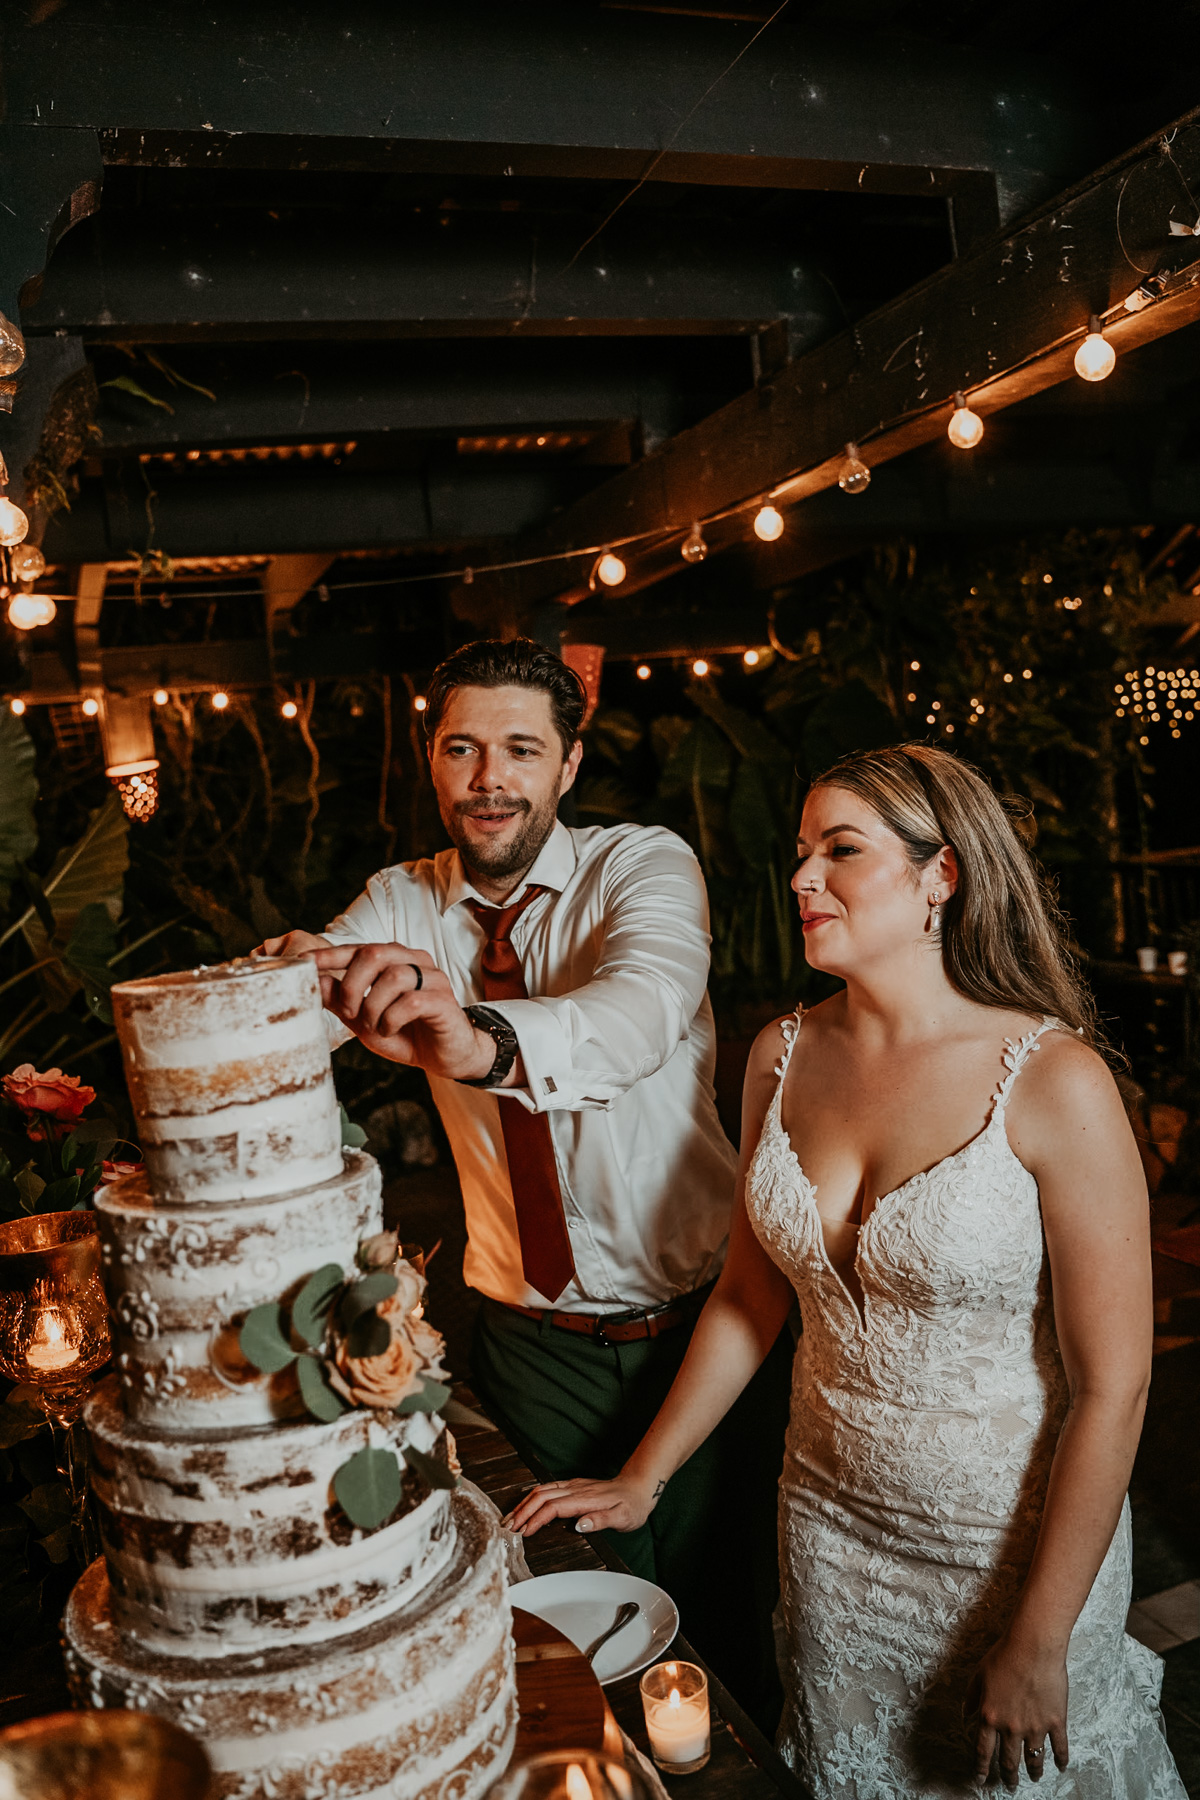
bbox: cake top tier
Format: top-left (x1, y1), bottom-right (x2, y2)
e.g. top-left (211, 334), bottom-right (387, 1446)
top-left (111, 955), bottom-right (344, 1204)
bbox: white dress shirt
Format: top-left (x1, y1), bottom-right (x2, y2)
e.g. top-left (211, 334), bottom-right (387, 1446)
top-left (321, 820), bottom-right (736, 1313)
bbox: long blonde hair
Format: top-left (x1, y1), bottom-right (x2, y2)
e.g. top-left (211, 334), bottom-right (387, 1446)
top-left (810, 744), bottom-right (1102, 1050)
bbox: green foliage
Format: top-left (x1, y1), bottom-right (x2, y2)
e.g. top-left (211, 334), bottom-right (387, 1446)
top-left (18, 794), bottom-right (129, 1012)
top-left (345, 1309), bottom-right (390, 1359)
top-left (296, 1350), bottom-right (349, 1421)
top-left (0, 711), bottom-right (38, 911)
top-left (292, 1263), bottom-right (344, 1349)
top-left (336, 1271), bottom-right (398, 1332)
top-left (333, 1445), bottom-right (403, 1529)
top-left (238, 1303), bottom-right (297, 1374)
top-left (99, 375), bottom-right (174, 413)
top-left (394, 1377), bottom-right (452, 1416)
top-left (339, 1103), bottom-right (367, 1149)
top-left (403, 1443), bottom-right (458, 1491)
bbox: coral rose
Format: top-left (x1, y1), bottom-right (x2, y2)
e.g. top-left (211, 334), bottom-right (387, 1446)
top-left (357, 1229), bottom-right (399, 1269)
top-left (329, 1289), bottom-right (424, 1409)
top-left (408, 1316), bottom-right (449, 1379)
top-left (2, 1064), bottom-right (96, 1126)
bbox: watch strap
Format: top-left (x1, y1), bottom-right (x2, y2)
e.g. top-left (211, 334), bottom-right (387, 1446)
top-left (461, 1003), bottom-right (520, 1089)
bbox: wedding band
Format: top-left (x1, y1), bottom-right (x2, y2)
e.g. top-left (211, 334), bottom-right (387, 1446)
top-left (409, 964), bottom-right (424, 991)
top-left (1028, 1748), bottom-right (1044, 1761)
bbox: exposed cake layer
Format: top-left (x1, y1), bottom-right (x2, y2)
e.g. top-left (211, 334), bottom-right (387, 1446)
top-left (96, 1150), bottom-right (380, 1430)
top-left (111, 958), bottom-right (342, 1202)
top-left (64, 1487), bottom-right (517, 1800)
top-left (86, 1375), bottom-right (455, 1655)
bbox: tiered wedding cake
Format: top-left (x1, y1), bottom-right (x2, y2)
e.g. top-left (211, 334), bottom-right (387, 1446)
top-left (62, 956), bottom-right (517, 1800)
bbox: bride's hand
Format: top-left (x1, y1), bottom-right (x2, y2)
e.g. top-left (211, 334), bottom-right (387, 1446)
top-left (502, 1474), bottom-right (660, 1538)
top-left (965, 1633), bottom-right (1069, 1790)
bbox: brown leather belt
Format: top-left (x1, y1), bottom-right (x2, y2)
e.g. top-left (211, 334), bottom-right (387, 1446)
top-left (500, 1281), bottom-right (716, 1345)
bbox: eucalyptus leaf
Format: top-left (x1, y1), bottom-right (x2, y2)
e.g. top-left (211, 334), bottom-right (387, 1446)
top-left (440, 1396), bottom-right (497, 1431)
top-left (238, 1303), bottom-right (298, 1374)
top-left (403, 1444), bottom-right (458, 1491)
top-left (345, 1309), bottom-right (390, 1360)
top-left (333, 1445), bottom-right (402, 1529)
top-left (339, 1104), bottom-right (367, 1149)
top-left (394, 1377), bottom-right (452, 1416)
top-left (292, 1263), bottom-right (344, 1349)
top-left (337, 1270), bottom-right (397, 1330)
top-left (295, 1351), bottom-right (349, 1422)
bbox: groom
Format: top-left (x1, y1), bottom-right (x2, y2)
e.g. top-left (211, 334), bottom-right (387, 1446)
top-left (263, 637), bottom-right (790, 1728)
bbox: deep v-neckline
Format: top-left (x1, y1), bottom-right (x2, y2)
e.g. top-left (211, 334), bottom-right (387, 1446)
top-left (767, 1015), bottom-right (1051, 1335)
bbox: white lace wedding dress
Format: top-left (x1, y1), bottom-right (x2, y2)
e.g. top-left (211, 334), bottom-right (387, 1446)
top-left (745, 1013), bottom-right (1186, 1798)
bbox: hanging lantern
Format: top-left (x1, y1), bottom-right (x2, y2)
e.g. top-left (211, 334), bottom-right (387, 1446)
top-left (107, 761), bottom-right (160, 823)
top-left (101, 695), bottom-right (161, 822)
top-left (0, 313), bottom-right (26, 379)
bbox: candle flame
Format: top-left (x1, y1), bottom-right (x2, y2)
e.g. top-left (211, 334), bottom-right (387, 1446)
top-left (564, 1763), bottom-right (592, 1800)
top-left (669, 1689), bottom-right (681, 1709)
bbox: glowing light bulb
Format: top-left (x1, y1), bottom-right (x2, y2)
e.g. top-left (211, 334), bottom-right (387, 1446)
top-left (281, 699), bottom-right (298, 719)
top-left (81, 696), bottom-right (99, 717)
top-left (7, 591), bottom-right (56, 630)
top-left (10, 698), bottom-right (26, 715)
top-left (414, 695), bottom-right (428, 713)
top-left (909, 660), bottom-right (920, 671)
top-left (838, 442), bottom-right (871, 495)
top-left (753, 505), bottom-right (784, 542)
top-left (212, 690), bottom-right (230, 710)
top-left (596, 552), bottom-right (626, 587)
top-left (743, 649), bottom-right (760, 667)
top-left (0, 312), bottom-right (26, 378)
top-left (681, 522), bottom-right (708, 564)
top-left (9, 543), bottom-right (45, 584)
top-left (636, 664), bottom-right (651, 681)
top-left (947, 393), bottom-right (983, 450)
top-left (153, 688), bottom-right (169, 706)
top-left (692, 659), bottom-right (709, 677)
top-left (0, 497), bottom-right (29, 547)
top-left (1074, 316), bottom-right (1115, 382)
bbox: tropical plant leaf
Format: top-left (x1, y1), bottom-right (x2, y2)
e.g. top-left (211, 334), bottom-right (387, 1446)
top-left (0, 709), bottom-right (38, 911)
top-left (730, 761), bottom-right (780, 872)
top-left (168, 874), bottom-right (258, 958)
top-left (238, 1303), bottom-right (298, 1374)
top-left (403, 1444), bottom-right (458, 1491)
top-left (100, 374), bottom-right (174, 413)
top-left (292, 1263), bottom-right (344, 1349)
top-left (800, 679), bottom-right (897, 775)
top-left (333, 1445), bottom-right (402, 1529)
top-left (337, 1271), bottom-right (397, 1331)
top-left (587, 708), bottom-right (643, 765)
top-left (394, 1378), bottom-right (452, 1416)
top-left (345, 1309), bottom-right (390, 1360)
top-left (295, 1351), bottom-right (349, 1422)
top-left (688, 681), bottom-right (790, 766)
top-left (16, 795), bottom-right (129, 995)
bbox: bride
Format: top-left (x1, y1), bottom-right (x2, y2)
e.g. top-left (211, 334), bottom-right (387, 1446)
top-left (508, 745), bottom-right (1186, 1797)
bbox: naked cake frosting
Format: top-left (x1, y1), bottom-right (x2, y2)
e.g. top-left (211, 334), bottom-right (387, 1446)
top-left (64, 955), bottom-right (518, 1800)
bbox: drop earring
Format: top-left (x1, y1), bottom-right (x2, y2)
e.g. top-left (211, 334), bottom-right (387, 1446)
top-left (927, 892), bottom-right (942, 934)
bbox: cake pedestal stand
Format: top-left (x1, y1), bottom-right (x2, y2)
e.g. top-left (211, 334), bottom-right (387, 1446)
top-left (512, 1607), bottom-right (622, 1761)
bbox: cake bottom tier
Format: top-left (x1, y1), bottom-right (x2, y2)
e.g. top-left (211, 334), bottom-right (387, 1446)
top-left (63, 1487), bottom-right (517, 1800)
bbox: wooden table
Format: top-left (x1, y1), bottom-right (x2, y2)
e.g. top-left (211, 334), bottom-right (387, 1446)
top-left (453, 1391), bottom-right (805, 1800)
top-left (513, 1607), bottom-right (623, 1760)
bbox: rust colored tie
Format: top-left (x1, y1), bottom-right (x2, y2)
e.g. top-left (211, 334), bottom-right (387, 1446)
top-left (466, 887), bottom-right (576, 1303)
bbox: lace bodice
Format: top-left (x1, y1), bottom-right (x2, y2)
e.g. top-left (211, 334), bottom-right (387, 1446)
top-left (746, 1010), bottom-right (1185, 1799)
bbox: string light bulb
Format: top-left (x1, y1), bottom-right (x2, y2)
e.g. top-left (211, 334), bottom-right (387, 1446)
top-left (1074, 315), bottom-right (1115, 382)
top-left (153, 688), bottom-right (169, 706)
top-left (743, 649), bottom-right (760, 667)
top-left (10, 698), bottom-right (26, 715)
top-left (838, 443), bottom-right (871, 495)
top-left (692, 659), bottom-right (710, 677)
top-left (8, 543), bottom-right (45, 584)
top-left (0, 497), bottom-right (29, 547)
top-left (636, 663), bottom-right (651, 681)
top-left (212, 691), bottom-right (229, 711)
top-left (681, 522), bottom-right (708, 564)
top-left (414, 695), bottom-right (428, 713)
top-left (280, 699), bottom-right (298, 719)
top-left (594, 551), bottom-right (626, 588)
top-left (81, 697), bottom-right (99, 717)
top-left (947, 393), bottom-right (983, 450)
top-left (7, 592), bottom-right (56, 631)
top-left (0, 312), bottom-right (26, 378)
top-left (753, 505), bottom-right (784, 542)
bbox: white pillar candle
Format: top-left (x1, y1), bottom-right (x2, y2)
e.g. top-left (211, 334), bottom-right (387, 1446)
top-left (639, 1661), bottom-right (710, 1771)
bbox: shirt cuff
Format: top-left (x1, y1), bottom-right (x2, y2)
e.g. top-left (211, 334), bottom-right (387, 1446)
top-left (485, 998), bottom-right (617, 1112)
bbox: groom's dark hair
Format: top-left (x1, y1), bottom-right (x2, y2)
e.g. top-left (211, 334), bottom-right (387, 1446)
top-left (422, 638), bottom-right (587, 759)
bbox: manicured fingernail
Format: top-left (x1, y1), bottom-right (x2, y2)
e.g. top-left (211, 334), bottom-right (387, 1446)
top-left (576, 1517), bottom-right (593, 1532)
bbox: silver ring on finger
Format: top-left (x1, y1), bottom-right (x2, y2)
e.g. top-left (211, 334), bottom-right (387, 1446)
top-left (409, 963), bottom-right (424, 991)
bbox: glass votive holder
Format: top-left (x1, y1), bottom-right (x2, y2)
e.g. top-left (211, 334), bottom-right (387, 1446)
top-left (639, 1660), bottom-right (711, 1774)
top-left (0, 1212), bottom-right (112, 1422)
top-left (490, 1751), bottom-right (653, 1800)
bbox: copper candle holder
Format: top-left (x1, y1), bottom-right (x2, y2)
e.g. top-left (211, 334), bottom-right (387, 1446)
top-left (0, 1211), bottom-right (112, 1567)
top-left (0, 1708), bottom-right (212, 1800)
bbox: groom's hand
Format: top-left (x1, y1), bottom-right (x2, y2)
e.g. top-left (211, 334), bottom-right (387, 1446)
top-left (308, 942), bottom-right (499, 1083)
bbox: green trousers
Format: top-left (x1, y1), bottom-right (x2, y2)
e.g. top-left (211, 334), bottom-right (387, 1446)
top-left (470, 1297), bottom-right (793, 1735)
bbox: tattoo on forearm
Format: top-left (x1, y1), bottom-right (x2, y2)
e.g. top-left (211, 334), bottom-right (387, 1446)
top-left (652, 1480), bottom-right (666, 1500)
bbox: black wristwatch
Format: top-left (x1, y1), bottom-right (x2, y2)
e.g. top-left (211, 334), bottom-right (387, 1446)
top-left (460, 1004), bottom-right (520, 1089)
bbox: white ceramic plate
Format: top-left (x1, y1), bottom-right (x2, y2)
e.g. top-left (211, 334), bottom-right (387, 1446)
top-left (513, 1570), bottom-right (680, 1685)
